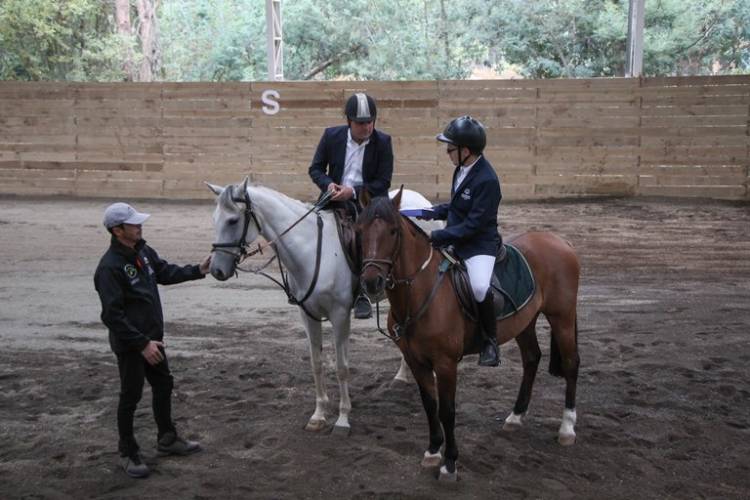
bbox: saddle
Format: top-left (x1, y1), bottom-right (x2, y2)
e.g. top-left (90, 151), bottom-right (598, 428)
top-left (448, 243), bottom-right (536, 322)
top-left (332, 207), bottom-right (360, 275)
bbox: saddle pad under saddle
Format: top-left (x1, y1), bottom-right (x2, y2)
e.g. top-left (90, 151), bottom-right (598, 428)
top-left (491, 244), bottom-right (536, 320)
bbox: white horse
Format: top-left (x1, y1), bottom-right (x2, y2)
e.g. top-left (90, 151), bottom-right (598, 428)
top-left (206, 178), bottom-right (441, 434)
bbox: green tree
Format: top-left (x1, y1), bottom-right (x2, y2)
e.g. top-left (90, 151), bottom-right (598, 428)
top-left (641, 0), bottom-right (750, 75)
top-left (470, 0), bottom-right (749, 78)
top-left (0, 0), bottom-right (127, 80)
top-left (159, 0), bottom-right (266, 81)
top-left (282, 0), bottom-right (472, 80)
top-left (1, 0), bottom-right (747, 81)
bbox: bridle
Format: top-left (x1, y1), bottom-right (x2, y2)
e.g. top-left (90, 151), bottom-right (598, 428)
top-left (210, 188), bottom-right (332, 321)
top-left (361, 219), bottom-right (403, 290)
top-left (362, 217), bottom-right (435, 289)
top-left (212, 188), bottom-right (331, 265)
top-left (361, 216), bottom-right (442, 342)
top-left (211, 187), bottom-right (264, 262)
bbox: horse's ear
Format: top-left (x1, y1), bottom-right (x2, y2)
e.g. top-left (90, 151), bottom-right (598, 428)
top-left (391, 184), bottom-right (404, 210)
top-left (360, 188), bottom-right (372, 208)
top-left (241, 176), bottom-right (250, 193)
top-left (205, 182), bottom-right (224, 196)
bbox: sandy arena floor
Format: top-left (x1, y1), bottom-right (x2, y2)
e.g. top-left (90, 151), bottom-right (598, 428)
top-left (0, 194), bottom-right (748, 499)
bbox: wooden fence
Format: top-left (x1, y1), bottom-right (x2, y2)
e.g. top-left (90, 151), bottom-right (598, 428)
top-left (0, 76), bottom-right (748, 201)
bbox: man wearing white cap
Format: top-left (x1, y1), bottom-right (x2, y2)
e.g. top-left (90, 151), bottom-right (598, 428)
top-left (94, 202), bottom-right (211, 478)
top-left (308, 93), bottom-right (394, 319)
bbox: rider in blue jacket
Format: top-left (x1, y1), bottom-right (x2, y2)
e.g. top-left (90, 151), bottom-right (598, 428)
top-left (430, 116), bottom-right (502, 367)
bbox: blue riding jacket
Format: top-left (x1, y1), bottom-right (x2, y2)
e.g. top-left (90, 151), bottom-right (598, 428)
top-left (430, 155), bottom-right (502, 260)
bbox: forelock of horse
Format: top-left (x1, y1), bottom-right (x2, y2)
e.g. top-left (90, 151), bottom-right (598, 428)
top-left (360, 196), bottom-right (398, 225)
top-left (218, 183), bottom-right (241, 212)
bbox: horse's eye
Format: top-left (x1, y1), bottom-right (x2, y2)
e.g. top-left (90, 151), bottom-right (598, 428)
top-left (390, 228), bottom-right (398, 236)
top-left (227, 218), bottom-right (239, 226)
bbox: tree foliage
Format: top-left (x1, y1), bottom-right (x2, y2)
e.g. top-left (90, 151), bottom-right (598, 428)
top-left (159, 0), bottom-right (266, 81)
top-left (474, 0), bottom-right (750, 78)
top-left (0, 0), bottom-right (127, 80)
top-left (0, 0), bottom-right (747, 81)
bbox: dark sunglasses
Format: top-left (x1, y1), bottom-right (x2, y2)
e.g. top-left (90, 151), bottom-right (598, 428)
top-left (446, 147), bottom-right (457, 154)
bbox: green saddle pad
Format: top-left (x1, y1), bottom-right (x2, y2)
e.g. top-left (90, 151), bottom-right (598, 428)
top-left (491, 244), bottom-right (535, 319)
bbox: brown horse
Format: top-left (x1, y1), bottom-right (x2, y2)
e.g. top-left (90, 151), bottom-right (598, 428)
top-left (358, 189), bottom-right (581, 481)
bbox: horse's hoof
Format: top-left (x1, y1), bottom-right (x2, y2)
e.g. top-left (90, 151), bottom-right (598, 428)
top-left (502, 420), bottom-right (522, 432)
top-left (304, 419), bottom-right (327, 432)
top-left (558, 433), bottom-right (576, 446)
top-left (331, 424), bottom-right (351, 437)
top-left (421, 450), bottom-right (442, 468)
top-left (438, 464), bottom-right (457, 482)
top-left (502, 412), bottom-right (524, 432)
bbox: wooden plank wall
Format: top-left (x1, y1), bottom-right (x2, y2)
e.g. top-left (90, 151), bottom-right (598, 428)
top-left (0, 76), bottom-right (748, 201)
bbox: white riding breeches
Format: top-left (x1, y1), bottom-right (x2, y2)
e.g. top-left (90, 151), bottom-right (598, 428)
top-left (465, 254), bottom-right (496, 302)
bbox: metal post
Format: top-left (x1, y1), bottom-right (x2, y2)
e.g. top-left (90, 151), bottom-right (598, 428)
top-left (266, 0), bottom-right (283, 81)
top-left (626, 0), bottom-right (645, 77)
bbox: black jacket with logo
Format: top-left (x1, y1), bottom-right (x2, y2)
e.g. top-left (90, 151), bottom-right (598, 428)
top-left (94, 237), bottom-right (204, 354)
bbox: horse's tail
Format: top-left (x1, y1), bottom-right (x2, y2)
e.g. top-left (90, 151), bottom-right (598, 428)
top-left (549, 317), bottom-right (578, 378)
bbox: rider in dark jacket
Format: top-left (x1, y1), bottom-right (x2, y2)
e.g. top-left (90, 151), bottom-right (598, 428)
top-left (308, 93), bottom-right (394, 319)
top-left (430, 116), bottom-right (502, 367)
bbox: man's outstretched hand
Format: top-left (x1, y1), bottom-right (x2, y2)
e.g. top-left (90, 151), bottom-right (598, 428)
top-left (199, 255), bottom-right (211, 275)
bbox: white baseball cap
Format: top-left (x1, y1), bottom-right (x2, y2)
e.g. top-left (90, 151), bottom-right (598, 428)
top-left (103, 202), bottom-right (150, 228)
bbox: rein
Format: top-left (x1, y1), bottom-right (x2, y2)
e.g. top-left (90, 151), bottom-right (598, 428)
top-left (364, 217), bottom-right (444, 343)
top-left (211, 189), bottom-right (333, 322)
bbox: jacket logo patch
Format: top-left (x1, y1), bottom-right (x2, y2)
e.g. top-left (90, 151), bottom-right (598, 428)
top-left (461, 188), bottom-right (471, 200)
top-left (124, 264), bottom-right (137, 278)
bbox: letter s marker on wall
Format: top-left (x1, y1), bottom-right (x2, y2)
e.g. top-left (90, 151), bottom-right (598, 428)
top-left (261, 89), bottom-right (280, 115)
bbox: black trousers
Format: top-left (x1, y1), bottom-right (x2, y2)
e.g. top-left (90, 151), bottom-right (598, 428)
top-left (116, 347), bottom-right (175, 457)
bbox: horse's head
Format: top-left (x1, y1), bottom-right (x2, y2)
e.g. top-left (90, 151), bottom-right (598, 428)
top-left (357, 188), bottom-right (404, 298)
top-left (206, 177), bottom-right (262, 281)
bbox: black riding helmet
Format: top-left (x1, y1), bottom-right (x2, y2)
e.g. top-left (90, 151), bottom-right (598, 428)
top-left (345, 93), bottom-right (377, 123)
top-left (436, 115), bottom-right (487, 155)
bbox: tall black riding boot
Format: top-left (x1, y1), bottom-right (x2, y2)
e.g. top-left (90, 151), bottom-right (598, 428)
top-left (353, 228), bottom-right (372, 320)
top-left (477, 290), bottom-right (500, 367)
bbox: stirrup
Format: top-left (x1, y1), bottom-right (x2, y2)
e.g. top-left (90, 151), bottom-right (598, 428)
top-left (478, 339), bottom-right (500, 367)
top-left (353, 295), bottom-right (372, 319)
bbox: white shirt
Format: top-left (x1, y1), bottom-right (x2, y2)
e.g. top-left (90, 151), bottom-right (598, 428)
top-left (453, 155), bottom-right (481, 192)
top-left (342, 129), bottom-right (370, 194)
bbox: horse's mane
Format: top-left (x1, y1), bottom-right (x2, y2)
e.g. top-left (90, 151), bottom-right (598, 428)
top-left (360, 196), bottom-right (430, 241)
top-left (403, 215), bottom-right (430, 240)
